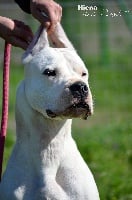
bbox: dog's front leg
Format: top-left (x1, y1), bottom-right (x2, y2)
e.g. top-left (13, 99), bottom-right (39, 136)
top-left (34, 177), bottom-right (68, 200)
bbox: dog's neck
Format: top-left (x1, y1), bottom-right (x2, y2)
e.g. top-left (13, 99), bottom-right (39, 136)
top-left (15, 82), bottom-right (72, 175)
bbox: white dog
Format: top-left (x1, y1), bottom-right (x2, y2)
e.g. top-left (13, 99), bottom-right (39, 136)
top-left (0, 24), bottom-right (100, 200)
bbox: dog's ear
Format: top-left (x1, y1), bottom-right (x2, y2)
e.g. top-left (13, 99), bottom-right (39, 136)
top-left (22, 25), bottom-right (49, 64)
top-left (49, 23), bottom-right (74, 50)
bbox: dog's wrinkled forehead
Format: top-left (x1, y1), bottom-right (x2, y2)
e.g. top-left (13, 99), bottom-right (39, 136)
top-left (28, 48), bottom-right (62, 68)
top-left (23, 47), bottom-right (88, 77)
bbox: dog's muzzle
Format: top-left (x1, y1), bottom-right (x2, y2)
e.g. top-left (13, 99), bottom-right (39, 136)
top-left (46, 81), bottom-right (92, 120)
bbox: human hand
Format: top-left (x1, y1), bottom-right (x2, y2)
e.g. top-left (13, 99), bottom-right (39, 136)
top-left (30, 0), bottom-right (62, 33)
top-left (0, 17), bottom-right (33, 49)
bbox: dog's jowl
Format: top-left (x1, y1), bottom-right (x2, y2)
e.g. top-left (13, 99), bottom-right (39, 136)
top-left (0, 24), bottom-right (100, 200)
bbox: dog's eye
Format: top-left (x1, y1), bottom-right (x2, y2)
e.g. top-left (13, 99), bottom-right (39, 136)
top-left (82, 72), bottom-right (87, 77)
top-left (43, 69), bottom-right (56, 77)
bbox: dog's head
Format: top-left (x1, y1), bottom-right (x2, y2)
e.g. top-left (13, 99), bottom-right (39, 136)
top-left (22, 24), bottom-right (93, 120)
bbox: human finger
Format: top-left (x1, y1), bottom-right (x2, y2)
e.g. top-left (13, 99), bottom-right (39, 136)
top-left (32, 8), bottom-right (51, 29)
top-left (13, 20), bottom-right (33, 43)
top-left (9, 36), bottom-right (29, 50)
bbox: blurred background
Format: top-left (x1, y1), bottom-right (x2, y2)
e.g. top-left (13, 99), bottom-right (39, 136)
top-left (0, 0), bottom-right (132, 199)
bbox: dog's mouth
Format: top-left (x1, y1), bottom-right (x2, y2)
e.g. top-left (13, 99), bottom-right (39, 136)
top-left (46, 101), bottom-right (92, 120)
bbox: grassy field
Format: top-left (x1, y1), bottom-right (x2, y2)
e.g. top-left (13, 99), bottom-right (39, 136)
top-left (0, 52), bottom-right (132, 200)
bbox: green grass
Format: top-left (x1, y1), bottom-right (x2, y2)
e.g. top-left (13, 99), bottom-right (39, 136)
top-left (73, 119), bottom-right (132, 200)
top-left (0, 53), bottom-right (132, 200)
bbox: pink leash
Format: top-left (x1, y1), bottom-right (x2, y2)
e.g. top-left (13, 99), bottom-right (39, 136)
top-left (0, 42), bottom-right (11, 181)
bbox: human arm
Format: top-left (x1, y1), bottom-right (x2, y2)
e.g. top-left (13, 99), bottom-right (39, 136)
top-left (0, 16), bottom-right (33, 49)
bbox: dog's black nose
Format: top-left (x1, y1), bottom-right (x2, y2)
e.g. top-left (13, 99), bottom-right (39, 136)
top-left (69, 81), bottom-right (88, 98)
